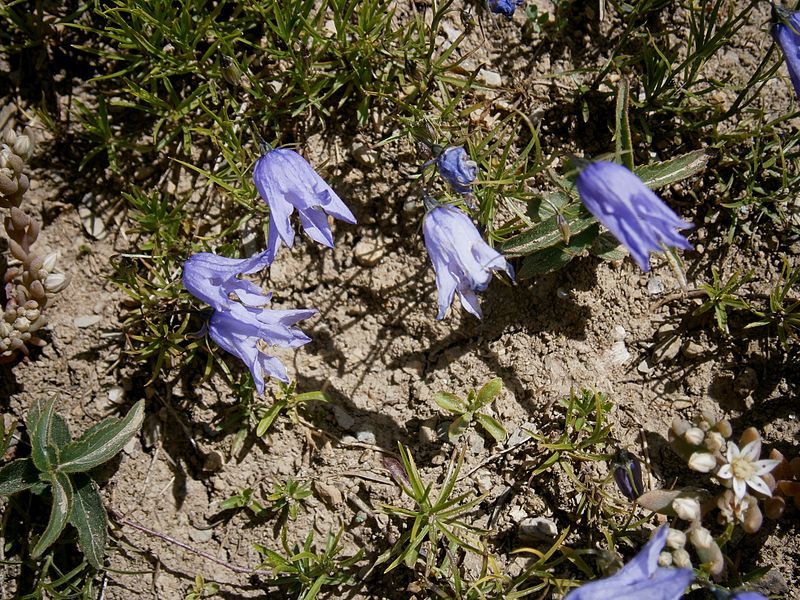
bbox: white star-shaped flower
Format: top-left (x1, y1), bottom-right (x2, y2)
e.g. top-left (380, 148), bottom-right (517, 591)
top-left (716, 439), bottom-right (781, 500)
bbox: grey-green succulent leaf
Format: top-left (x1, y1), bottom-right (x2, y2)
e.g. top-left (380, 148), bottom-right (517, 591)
top-left (31, 471), bottom-right (73, 558)
top-left (56, 400), bottom-right (144, 473)
top-left (0, 458), bottom-right (39, 495)
top-left (68, 474), bottom-right (108, 569)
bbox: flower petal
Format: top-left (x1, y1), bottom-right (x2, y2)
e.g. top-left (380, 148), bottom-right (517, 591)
top-left (745, 476), bottom-right (772, 498)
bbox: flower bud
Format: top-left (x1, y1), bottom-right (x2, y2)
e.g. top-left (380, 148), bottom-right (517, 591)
top-left (657, 551), bottom-right (673, 567)
top-left (44, 272), bottom-right (69, 294)
top-left (666, 528), bottom-right (686, 549)
top-left (695, 538), bottom-right (724, 576)
top-left (688, 451), bottom-right (717, 473)
top-left (704, 431), bottom-right (725, 453)
top-left (42, 252), bottom-right (59, 272)
top-left (12, 135), bottom-right (32, 160)
top-left (684, 427), bottom-right (705, 446)
top-left (557, 214), bottom-right (571, 244)
top-left (672, 497), bottom-right (701, 522)
top-left (672, 548), bottom-right (692, 568)
top-left (612, 448), bottom-right (644, 500)
top-left (688, 526), bottom-right (714, 550)
top-left (671, 416), bottom-right (691, 437)
top-left (12, 316), bottom-right (30, 333)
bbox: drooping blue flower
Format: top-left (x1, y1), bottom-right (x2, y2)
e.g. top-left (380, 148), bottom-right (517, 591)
top-left (772, 5), bottom-right (800, 102)
top-left (182, 250), bottom-right (315, 393)
top-left (254, 148), bottom-right (356, 258)
top-left (423, 204), bottom-right (513, 320)
top-left (576, 161), bottom-right (693, 272)
top-left (565, 526), bottom-right (694, 600)
top-left (488, 0), bottom-right (525, 19)
top-left (182, 249), bottom-right (274, 312)
top-left (436, 146), bottom-right (478, 194)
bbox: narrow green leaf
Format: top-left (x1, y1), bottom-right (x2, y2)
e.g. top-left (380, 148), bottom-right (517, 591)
top-left (589, 231), bottom-right (628, 261)
top-left (0, 458), bottom-right (40, 495)
top-left (447, 414), bottom-right (471, 442)
top-left (518, 224), bottom-right (599, 279)
top-left (31, 471), bottom-right (73, 558)
top-left (614, 80), bottom-right (634, 171)
top-left (634, 150), bottom-right (708, 191)
top-left (502, 212), bottom-right (596, 258)
top-left (29, 398), bottom-right (58, 472)
top-left (475, 378), bottom-right (502, 409)
top-left (57, 401), bottom-right (145, 473)
top-left (475, 414), bottom-right (508, 444)
top-left (68, 474), bottom-right (108, 569)
top-left (433, 392), bottom-right (467, 414)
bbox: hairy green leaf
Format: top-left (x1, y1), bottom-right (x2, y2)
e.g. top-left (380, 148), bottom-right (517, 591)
top-left (447, 414), bottom-right (471, 442)
top-left (518, 224), bottom-right (599, 279)
top-left (501, 212), bottom-right (596, 258)
top-left (0, 458), bottom-right (39, 495)
top-left (634, 150), bottom-right (708, 191)
top-left (433, 392), bottom-right (467, 414)
top-left (475, 378), bottom-right (502, 409)
top-left (31, 471), bottom-right (73, 558)
top-left (50, 414), bottom-right (72, 451)
top-left (475, 414), bottom-right (508, 443)
top-left (57, 401), bottom-right (145, 473)
top-left (69, 474), bottom-right (108, 569)
top-left (29, 398), bottom-right (58, 473)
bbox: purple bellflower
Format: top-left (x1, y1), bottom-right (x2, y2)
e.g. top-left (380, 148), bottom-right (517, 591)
top-left (423, 204), bottom-right (513, 320)
top-left (182, 250), bottom-right (315, 393)
top-left (436, 146), bottom-right (478, 194)
top-left (772, 5), bottom-right (800, 102)
top-left (728, 593), bottom-right (768, 600)
top-left (565, 526), bottom-right (694, 600)
top-left (576, 161), bottom-right (693, 272)
top-left (488, 0), bottom-right (525, 19)
top-left (254, 148), bottom-right (356, 258)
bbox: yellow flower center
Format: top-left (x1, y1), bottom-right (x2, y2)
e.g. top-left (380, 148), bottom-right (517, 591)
top-left (731, 455), bottom-right (756, 481)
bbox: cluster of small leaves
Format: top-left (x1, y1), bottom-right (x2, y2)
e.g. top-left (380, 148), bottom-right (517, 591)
top-left (255, 528), bottom-right (364, 600)
top-left (216, 380), bottom-right (329, 460)
top-left (434, 377), bottom-right (508, 444)
top-left (222, 478), bottom-right (312, 522)
top-left (0, 399), bottom-right (144, 568)
top-left (377, 445), bottom-right (486, 577)
top-left (693, 258), bottom-right (800, 346)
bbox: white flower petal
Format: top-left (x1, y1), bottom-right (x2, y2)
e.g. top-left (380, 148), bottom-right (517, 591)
top-left (753, 459), bottom-right (782, 477)
top-left (726, 441), bottom-right (740, 464)
top-left (716, 464), bottom-right (733, 480)
top-left (740, 439), bottom-right (762, 462)
top-left (732, 477), bottom-right (747, 500)
top-left (746, 476), bottom-right (772, 497)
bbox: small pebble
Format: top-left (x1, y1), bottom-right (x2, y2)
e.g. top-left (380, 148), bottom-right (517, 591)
top-left (353, 239), bottom-right (384, 267)
top-left (73, 315), bottom-right (101, 328)
top-left (356, 428), bottom-right (376, 445)
top-left (647, 276), bottom-right (664, 295)
top-left (333, 405), bottom-right (355, 430)
top-left (518, 516), bottom-right (559, 541)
